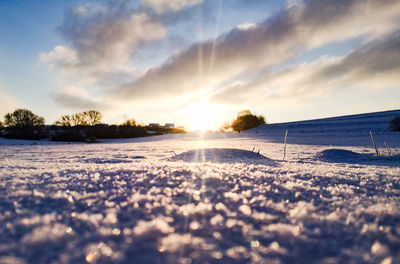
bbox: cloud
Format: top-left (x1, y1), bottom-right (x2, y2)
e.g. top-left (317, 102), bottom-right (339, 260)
top-left (209, 82), bottom-right (250, 104)
top-left (53, 86), bottom-right (108, 110)
top-left (210, 32), bottom-right (400, 104)
top-left (53, 93), bottom-right (107, 110)
top-left (236, 23), bottom-right (257, 31)
top-left (39, 46), bottom-right (78, 71)
top-left (141, 0), bottom-right (203, 14)
top-left (115, 0), bottom-right (400, 101)
top-left (40, 3), bottom-right (166, 87)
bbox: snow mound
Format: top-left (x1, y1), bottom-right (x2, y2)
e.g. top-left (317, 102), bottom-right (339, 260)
top-left (169, 148), bottom-right (278, 165)
top-left (316, 149), bottom-right (370, 163)
top-left (316, 149), bottom-right (400, 165)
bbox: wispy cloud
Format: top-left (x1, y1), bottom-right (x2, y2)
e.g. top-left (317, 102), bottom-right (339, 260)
top-left (40, 1), bottom-right (168, 110)
top-left (210, 32), bottom-right (400, 104)
top-left (40, 2), bottom-right (166, 88)
top-left (52, 86), bottom-right (108, 111)
top-left (53, 93), bottom-right (107, 110)
top-left (114, 0), bottom-right (400, 101)
top-left (141, 0), bottom-right (203, 14)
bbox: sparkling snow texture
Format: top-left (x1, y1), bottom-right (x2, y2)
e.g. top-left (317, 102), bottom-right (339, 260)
top-left (0, 111), bottom-right (399, 264)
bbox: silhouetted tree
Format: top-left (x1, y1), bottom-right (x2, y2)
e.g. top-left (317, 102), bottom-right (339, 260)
top-left (55, 110), bottom-right (102, 126)
top-left (121, 119), bottom-right (137, 126)
top-left (4, 109), bottom-right (45, 127)
top-left (389, 116), bottom-right (400, 131)
top-left (55, 115), bottom-right (73, 126)
top-left (71, 113), bottom-right (83, 126)
top-left (83, 110), bottom-right (102, 126)
top-left (230, 110), bottom-right (265, 132)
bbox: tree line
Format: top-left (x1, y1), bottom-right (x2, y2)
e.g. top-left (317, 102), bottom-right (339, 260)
top-left (6, 108), bottom-right (394, 140)
top-left (0, 108), bottom-right (267, 140)
top-left (0, 109), bottom-right (185, 141)
top-left (54, 110), bottom-right (102, 126)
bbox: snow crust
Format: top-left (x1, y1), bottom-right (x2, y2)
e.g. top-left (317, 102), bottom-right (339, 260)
top-left (0, 110), bottom-right (399, 263)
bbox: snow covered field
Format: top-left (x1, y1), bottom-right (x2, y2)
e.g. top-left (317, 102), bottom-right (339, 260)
top-left (0, 110), bottom-right (400, 264)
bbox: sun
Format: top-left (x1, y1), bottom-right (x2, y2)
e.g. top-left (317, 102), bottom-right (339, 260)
top-left (183, 100), bottom-right (223, 132)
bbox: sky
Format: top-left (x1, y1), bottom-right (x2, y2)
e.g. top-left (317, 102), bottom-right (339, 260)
top-left (1, 0), bottom-right (400, 131)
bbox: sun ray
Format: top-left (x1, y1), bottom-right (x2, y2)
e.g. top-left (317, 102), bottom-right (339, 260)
top-left (208, 0), bottom-right (223, 78)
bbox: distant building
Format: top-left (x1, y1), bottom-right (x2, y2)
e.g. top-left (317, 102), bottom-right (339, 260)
top-left (149, 123), bottom-right (160, 127)
top-left (165, 123), bottom-right (175, 128)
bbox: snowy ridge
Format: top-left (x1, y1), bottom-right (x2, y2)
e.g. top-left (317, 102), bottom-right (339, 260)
top-left (243, 109), bottom-right (400, 147)
top-left (0, 110), bottom-right (399, 263)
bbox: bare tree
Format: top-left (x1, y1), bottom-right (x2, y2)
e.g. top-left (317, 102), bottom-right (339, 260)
top-left (55, 115), bottom-right (73, 126)
top-left (83, 110), bottom-right (102, 126)
top-left (71, 113), bottom-right (85, 126)
top-left (55, 110), bottom-right (102, 126)
top-left (55, 113), bottom-right (82, 126)
top-left (4, 109), bottom-right (45, 127)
